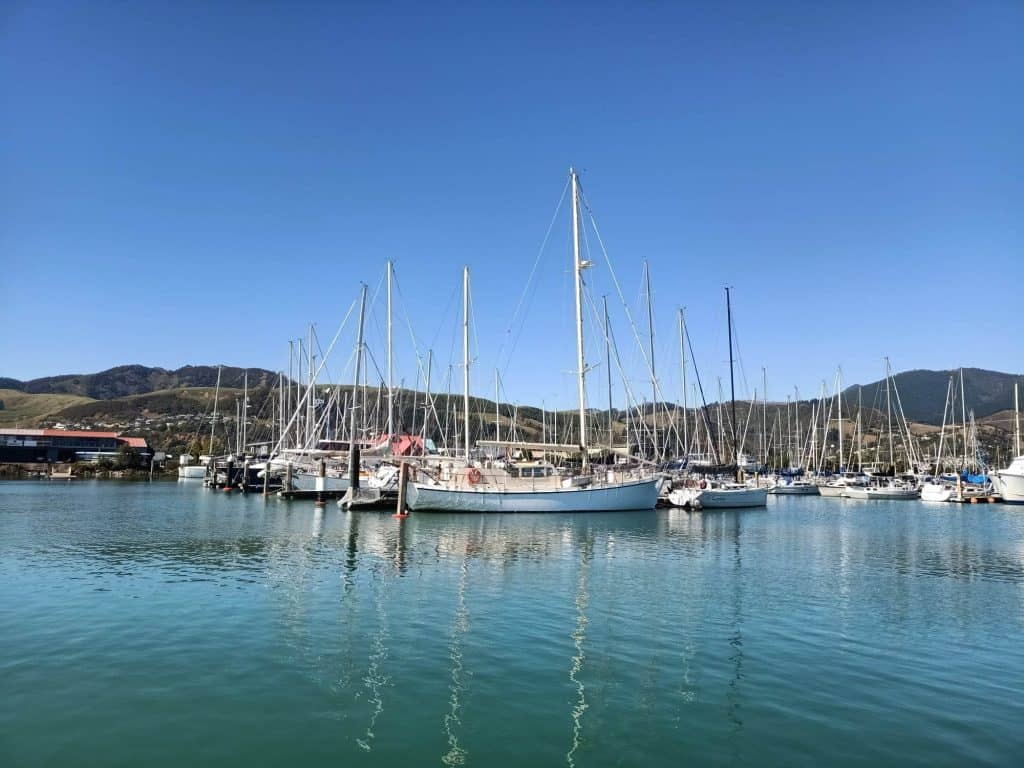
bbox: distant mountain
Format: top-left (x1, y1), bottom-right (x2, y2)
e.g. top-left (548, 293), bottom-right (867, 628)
top-left (844, 368), bottom-right (1022, 425)
top-left (0, 365), bottom-right (277, 401)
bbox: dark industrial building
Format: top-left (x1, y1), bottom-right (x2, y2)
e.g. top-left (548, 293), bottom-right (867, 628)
top-left (0, 429), bottom-right (152, 465)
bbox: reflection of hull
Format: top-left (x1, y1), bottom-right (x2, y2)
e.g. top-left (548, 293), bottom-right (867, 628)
top-left (407, 478), bottom-right (659, 512)
top-left (177, 466), bottom-right (206, 479)
top-left (693, 487), bottom-right (768, 508)
top-left (844, 486), bottom-right (919, 500)
top-left (769, 483), bottom-right (819, 496)
top-left (920, 483), bottom-right (953, 502)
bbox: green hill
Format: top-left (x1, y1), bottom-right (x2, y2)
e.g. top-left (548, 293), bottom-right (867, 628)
top-left (844, 368), bottom-right (1022, 425)
top-left (0, 365), bottom-right (277, 400)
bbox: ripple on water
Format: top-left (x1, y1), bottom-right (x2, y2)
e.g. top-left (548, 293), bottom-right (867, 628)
top-left (2, 483), bottom-right (1024, 766)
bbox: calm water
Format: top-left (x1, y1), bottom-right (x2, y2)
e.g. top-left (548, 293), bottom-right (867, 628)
top-left (2, 481), bottom-right (1023, 767)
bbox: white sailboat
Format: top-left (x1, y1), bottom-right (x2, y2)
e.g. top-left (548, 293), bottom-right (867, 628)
top-left (992, 382), bottom-right (1024, 503)
top-left (407, 169), bottom-right (660, 513)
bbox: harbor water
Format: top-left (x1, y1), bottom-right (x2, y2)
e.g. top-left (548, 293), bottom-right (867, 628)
top-left (2, 480), bottom-right (1023, 766)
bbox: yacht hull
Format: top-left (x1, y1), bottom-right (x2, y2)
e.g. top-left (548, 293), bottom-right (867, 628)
top-left (407, 477), bottom-right (660, 513)
top-left (920, 483), bottom-right (954, 502)
top-left (817, 484), bottom-right (847, 498)
top-left (769, 484), bottom-right (820, 496)
top-left (844, 487), bottom-right (919, 500)
top-left (693, 487), bottom-right (768, 508)
top-left (993, 470), bottom-right (1024, 503)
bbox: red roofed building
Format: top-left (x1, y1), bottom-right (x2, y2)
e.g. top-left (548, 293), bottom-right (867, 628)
top-left (0, 429), bottom-right (153, 465)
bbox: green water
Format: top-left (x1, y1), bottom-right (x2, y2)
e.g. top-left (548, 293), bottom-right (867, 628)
top-left (1, 481), bottom-right (1023, 766)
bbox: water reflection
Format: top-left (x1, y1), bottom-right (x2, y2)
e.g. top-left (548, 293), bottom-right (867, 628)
top-left (566, 537), bottom-right (592, 768)
top-left (441, 552), bottom-right (470, 766)
top-left (5, 482), bottom-right (1024, 766)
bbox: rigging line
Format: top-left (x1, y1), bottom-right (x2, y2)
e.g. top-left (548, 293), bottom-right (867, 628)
top-left (684, 318), bottom-right (721, 465)
top-left (495, 177), bottom-right (570, 373)
top-left (582, 287), bottom-right (654, 460)
top-left (268, 296), bottom-right (358, 455)
top-left (580, 194), bottom-right (662, 409)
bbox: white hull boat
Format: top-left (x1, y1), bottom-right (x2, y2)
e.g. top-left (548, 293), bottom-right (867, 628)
top-left (920, 482), bottom-right (954, 502)
top-left (407, 476), bottom-right (659, 513)
top-left (769, 481), bottom-right (819, 496)
top-left (844, 485), bottom-right (919, 500)
top-left (692, 485), bottom-right (768, 509)
top-left (817, 483), bottom-right (848, 498)
top-left (992, 456), bottom-right (1024, 503)
top-left (177, 465), bottom-right (206, 479)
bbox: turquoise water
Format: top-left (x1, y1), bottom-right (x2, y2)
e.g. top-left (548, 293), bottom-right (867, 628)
top-left (2, 481), bottom-right (1023, 767)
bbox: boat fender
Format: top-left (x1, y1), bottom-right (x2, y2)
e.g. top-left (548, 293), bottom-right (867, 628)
top-left (467, 467), bottom-right (482, 485)
top-left (699, 480), bottom-right (707, 489)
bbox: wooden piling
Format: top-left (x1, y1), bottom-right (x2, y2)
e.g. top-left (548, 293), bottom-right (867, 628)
top-left (394, 462), bottom-right (410, 518)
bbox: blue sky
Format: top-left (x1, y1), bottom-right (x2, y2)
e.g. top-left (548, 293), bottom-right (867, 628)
top-left (2, 1), bottom-right (1021, 408)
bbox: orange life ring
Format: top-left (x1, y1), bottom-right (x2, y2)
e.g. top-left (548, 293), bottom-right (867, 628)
top-left (467, 467), bottom-right (482, 485)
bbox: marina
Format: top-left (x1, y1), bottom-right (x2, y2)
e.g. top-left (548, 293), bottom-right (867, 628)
top-left (3, 3), bottom-right (1021, 765)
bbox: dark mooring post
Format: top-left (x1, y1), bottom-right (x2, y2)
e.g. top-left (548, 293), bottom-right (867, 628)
top-left (315, 457), bottom-right (326, 506)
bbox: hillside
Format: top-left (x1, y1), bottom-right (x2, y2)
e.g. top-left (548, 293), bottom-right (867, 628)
top-left (844, 368), bottom-right (1022, 425)
top-left (0, 365), bottom-right (277, 400)
top-left (0, 389), bottom-right (96, 427)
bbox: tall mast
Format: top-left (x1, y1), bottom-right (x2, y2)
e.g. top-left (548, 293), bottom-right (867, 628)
top-left (208, 365), bottom-right (221, 455)
top-left (422, 349), bottom-right (433, 442)
top-left (761, 367), bottom-right (767, 470)
top-left (960, 367), bottom-right (968, 468)
top-left (307, 324), bottom-right (314, 448)
top-left (287, 342), bottom-right (294, 447)
top-left (837, 367), bottom-right (844, 471)
top-left (604, 295), bottom-right (613, 454)
top-left (495, 369), bottom-right (501, 445)
top-left (570, 167), bottom-right (589, 467)
top-left (462, 266), bottom-right (471, 462)
top-left (645, 260), bottom-right (658, 461)
top-left (886, 358), bottom-right (895, 471)
top-left (794, 387), bottom-right (801, 469)
top-left (726, 287), bottom-right (737, 472)
top-left (1015, 381), bottom-right (1021, 457)
top-left (348, 284), bottom-right (368, 489)
top-left (386, 260), bottom-right (394, 440)
top-left (679, 308), bottom-right (688, 457)
top-left (242, 370), bottom-right (248, 453)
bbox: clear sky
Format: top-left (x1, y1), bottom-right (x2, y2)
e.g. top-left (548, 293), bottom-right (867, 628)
top-left (2, 1), bottom-right (1021, 409)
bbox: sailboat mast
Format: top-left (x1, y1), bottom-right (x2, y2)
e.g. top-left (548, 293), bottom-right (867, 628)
top-left (570, 168), bottom-right (589, 466)
top-left (386, 260), bottom-right (394, 440)
top-left (348, 284), bottom-right (368, 489)
top-left (604, 295), bottom-right (613, 454)
top-left (242, 370), bottom-right (248, 453)
top-left (495, 369), bottom-right (501, 445)
top-left (837, 367), bottom-right (844, 471)
top-left (960, 368), bottom-right (968, 468)
top-left (679, 308), bottom-right (688, 457)
top-left (462, 266), bottom-right (471, 462)
top-left (645, 260), bottom-right (658, 461)
top-left (1015, 381), bottom-right (1021, 457)
top-left (761, 367), bottom-right (767, 470)
top-left (886, 358), bottom-right (895, 471)
top-left (208, 365), bottom-right (221, 455)
top-left (726, 287), bottom-right (737, 472)
top-left (422, 349), bottom-right (433, 442)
